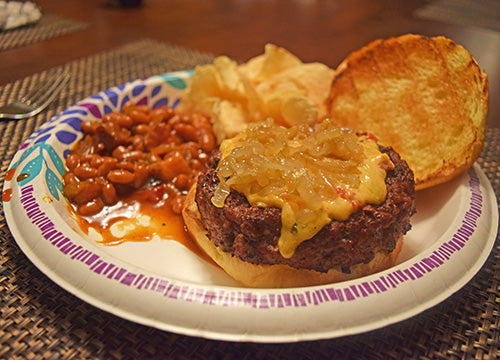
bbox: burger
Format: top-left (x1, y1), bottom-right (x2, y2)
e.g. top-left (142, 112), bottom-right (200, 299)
top-left (181, 34), bottom-right (486, 288)
top-left (182, 119), bottom-right (416, 288)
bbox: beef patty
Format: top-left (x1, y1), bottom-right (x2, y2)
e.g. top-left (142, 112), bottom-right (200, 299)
top-left (195, 146), bottom-right (415, 273)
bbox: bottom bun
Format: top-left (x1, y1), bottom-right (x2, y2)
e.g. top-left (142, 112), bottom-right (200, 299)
top-left (183, 186), bottom-right (403, 288)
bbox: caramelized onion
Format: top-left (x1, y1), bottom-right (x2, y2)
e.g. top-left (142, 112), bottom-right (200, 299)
top-left (212, 119), bottom-right (394, 258)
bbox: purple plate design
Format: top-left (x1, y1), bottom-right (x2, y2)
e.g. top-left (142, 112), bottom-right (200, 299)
top-left (10, 167), bottom-right (492, 308)
top-left (2, 72), bottom-right (498, 342)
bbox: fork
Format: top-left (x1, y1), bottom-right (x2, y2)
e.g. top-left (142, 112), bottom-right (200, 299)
top-left (0, 71), bottom-right (70, 120)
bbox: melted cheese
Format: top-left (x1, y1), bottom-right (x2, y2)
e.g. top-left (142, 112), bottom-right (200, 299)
top-left (211, 119), bottom-right (393, 258)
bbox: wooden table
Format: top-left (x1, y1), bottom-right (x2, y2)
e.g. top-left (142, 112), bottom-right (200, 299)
top-left (1, 0), bottom-right (499, 128)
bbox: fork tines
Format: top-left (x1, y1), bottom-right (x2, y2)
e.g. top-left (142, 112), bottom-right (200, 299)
top-left (22, 71), bottom-right (71, 107)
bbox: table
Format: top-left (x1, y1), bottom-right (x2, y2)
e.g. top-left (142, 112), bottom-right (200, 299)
top-left (1, 0), bottom-right (500, 129)
top-left (1, 1), bottom-right (499, 358)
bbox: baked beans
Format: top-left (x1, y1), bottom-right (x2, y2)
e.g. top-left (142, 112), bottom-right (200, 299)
top-left (63, 101), bottom-right (217, 216)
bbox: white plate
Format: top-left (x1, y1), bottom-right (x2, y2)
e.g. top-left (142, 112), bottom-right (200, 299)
top-left (2, 72), bottom-right (498, 343)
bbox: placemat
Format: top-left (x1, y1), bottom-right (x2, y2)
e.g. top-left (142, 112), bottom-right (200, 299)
top-left (0, 39), bottom-right (499, 360)
top-left (414, 0), bottom-right (500, 32)
top-left (0, 14), bottom-right (87, 51)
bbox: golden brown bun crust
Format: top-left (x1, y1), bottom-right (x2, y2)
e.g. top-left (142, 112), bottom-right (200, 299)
top-left (325, 34), bottom-right (489, 190)
top-left (182, 185), bottom-right (404, 288)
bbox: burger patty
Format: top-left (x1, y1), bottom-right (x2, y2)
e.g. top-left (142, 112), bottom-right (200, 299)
top-left (195, 146), bottom-right (416, 273)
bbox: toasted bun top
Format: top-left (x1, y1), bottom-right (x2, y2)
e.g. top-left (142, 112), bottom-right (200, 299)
top-left (326, 34), bottom-right (489, 190)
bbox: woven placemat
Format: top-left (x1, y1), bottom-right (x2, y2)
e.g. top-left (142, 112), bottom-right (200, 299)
top-left (0, 14), bottom-right (87, 51)
top-left (0, 39), bottom-right (499, 360)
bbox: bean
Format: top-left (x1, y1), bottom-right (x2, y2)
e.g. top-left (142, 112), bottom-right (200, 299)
top-left (190, 159), bottom-right (202, 170)
top-left (63, 172), bottom-right (78, 186)
top-left (64, 101), bottom-right (218, 219)
top-left (131, 135), bottom-right (144, 150)
top-left (112, 145), bottom-right (128, 160)
top-left (135, 124), bottom-right (150, 134)
top-left (73, 181), bottom-right (102, 205)
top-left (81, 120), bottom-right (97, 134)
top-left (167, 114), bottom-right (181, 126)
top-left (132, 165), bottom-right (149, 189)
top-left (65, 154), bottom-right (80, 170)
top-left (78, 198), bottom-right (104, 216)
top-left (74, 165), bottom-right (98, 179)
top-left (101, 182), bottom-right (118, 205)
top-left (174, 123), bottom-right (198, 142)
top-left (90, 155), bottom-right (104, 168)
top-left (62, 182), bottom-right (81, 199)
top-left (183, 142), bottom-right (201, 158)
top-left (122, 100), bottom-right (136, 113)
top-left (107, 169), bottom-right (135, 184)
top-left (180, 114), bottom-right (192, 123)
top-left (97, 157), bottom-right (118, 176)
top-left (171, 195), bottom-right (185, 215)
top-left (150, 144), bottom-right (173, 157)
top-left (130, 109), bottom-right (150, 124)
top-left (163, 106), bottom-right (175, 118)
top-left (81, 154), bottom-right (95, 163)
top-left (117, 127), bottom-right (132, 143)
top-left (104, 112), bottom-right (132, 128)
top-left (101, 113), bottom-right (113, 122)
top-left (147, 152), bottom-right (162, 163)
top-left (172, 174), bottom-right (190, 190)
top-left (151, 107), bottom-right (173, 123)
top-left (122, 150), bottom-right (144, 162)
top-left (116, 161), bottom-right (135, 171)
top-left (167, 133), bottom-right (182, 146)
top-left (191, 112), bottom-right (208, 127)
top-left (115, 113), bottom-right (134, 128)
top-left (199, 129), bottom-right (216, 152)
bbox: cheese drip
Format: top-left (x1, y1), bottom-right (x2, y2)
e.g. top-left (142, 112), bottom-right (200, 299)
top-left (211, 119), bottom-right (393, 258)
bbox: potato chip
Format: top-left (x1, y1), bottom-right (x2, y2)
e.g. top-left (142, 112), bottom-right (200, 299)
top-left (240, 44), bottom-right (303, 82)
top-left (180, 44), bottom-right (334, 140)
top-left (282, 96), bottom-right (318, 126)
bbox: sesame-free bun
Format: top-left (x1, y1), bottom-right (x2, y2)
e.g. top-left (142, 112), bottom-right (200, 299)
top-left (326, 34), bottom-right (489, 190)
top-left (182, 185), bottom-right (404, 288)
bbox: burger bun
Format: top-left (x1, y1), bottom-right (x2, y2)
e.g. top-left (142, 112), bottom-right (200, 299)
top-left (182, 185), bottom-right (404, 288)
top-left (326, 34), bottom-right (489, 190)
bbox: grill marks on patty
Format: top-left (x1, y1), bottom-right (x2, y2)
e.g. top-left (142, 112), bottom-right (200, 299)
top-left (195, 146), bottom-right (415, 273)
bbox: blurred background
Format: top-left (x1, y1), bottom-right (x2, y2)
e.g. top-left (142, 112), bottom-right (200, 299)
top-left (1, 0), bottom-right (499, 127)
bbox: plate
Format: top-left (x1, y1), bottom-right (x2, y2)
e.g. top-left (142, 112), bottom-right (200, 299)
top-left (2, 71), bottom-right (499, 343)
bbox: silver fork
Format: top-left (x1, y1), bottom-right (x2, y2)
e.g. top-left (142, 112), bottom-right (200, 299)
top-left (0, 71), bottom-right (70, 120)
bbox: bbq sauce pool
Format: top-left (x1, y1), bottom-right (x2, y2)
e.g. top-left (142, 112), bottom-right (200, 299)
top-left (70, 193), bottom-right (216, 266)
